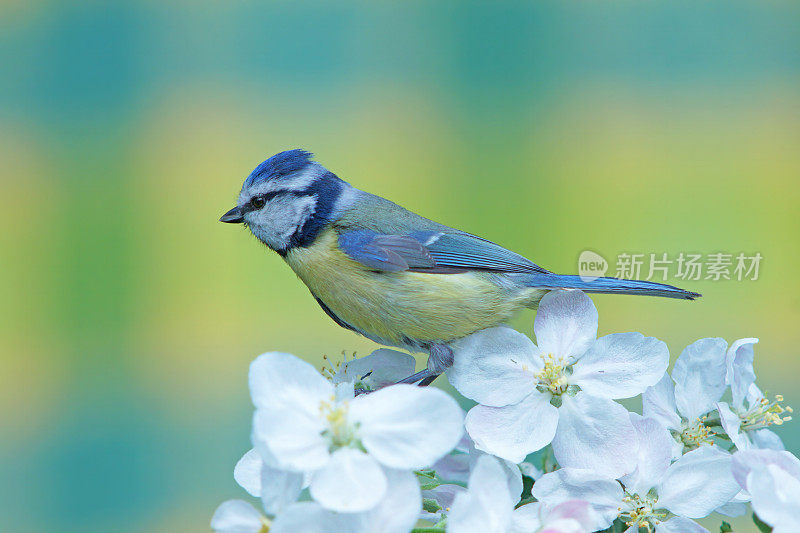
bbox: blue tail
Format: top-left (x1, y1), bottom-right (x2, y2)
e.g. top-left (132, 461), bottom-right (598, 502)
top-left (523, 274), bottom-right (700, 300)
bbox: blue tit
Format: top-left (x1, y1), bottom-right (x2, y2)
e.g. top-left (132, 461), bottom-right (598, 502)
top-left (220, 149), bottom-right (699, 386)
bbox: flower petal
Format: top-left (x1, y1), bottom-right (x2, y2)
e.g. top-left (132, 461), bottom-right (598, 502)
top-left (249, 354), bottom-right (333, 471)
top-left (260, 463), bottom-right (304, 515)
top-left (448, 455), bottom-right (515, 533)
top-left (619, 414), bottom-right (673, 495)
top-left (545, 499), bottom-right (598, 530)
top-left (534, 290), bottom-right (598, 361)
top-left (334, 349), bottom-right (416, 390)
top-left (252, 404), bottom-right (329, 472)
top-left (656, 517), bottom-right (709, 533)
top-left (539, 519), bottom-right (591, 533)
top-left (309, 448), bottom-right (387, 513)
top-left (717, 402), bottom-right (748, 451)
top-left (448, 491), bottom-right (505, 533)
top-left (469, 455), bottom-right (516, 508)
top-left (367, 468), bottom-right (422, 533)
top-left (748, 463), bottom-right (800, 531)
top-left (725, 338), bottom-right (758, 410)
top-left (731, 449), bottom-right (800, 490)
top-left (551, 393), bottom-right (637, 478)
top-left (350, 384), bottom-right (463, 470)
top-left (448, 326), bottom-right (541, 406)
top-left (234, 449), bottom-right (263, 497)
top-left (570, 333), bottom-right (669, 399)
top-left (642, 374), bottom-right (681, 431)
top-left (500, 458), bottom-right (524, 502)
top-left (531, 468), bottom-right (623, 531)
top-left (270, 502), bottom-right (361, 533)
top-left (657, 446), bottom-right (740, 518)
top-left (672, 338), bottom-right (728, 420)
top-left (210, 500), bottom-right (264, 533)
top-left (465, 392), bottom-right (559, 463)
top-left (715, 500), bottom-right (748, 517)
top-left (750, 429), bottom-right (785, 451)
top-left (432, 450), bottom-right (471, 485)
top-left (249, 352), bottom-right (332, 410)
top-left (509, 502), bottom-right (542, 533)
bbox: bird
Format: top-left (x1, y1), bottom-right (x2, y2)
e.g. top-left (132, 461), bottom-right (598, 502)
top-left (220, 149), bottom-right (700, 386)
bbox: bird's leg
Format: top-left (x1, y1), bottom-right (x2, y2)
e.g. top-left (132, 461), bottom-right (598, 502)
top-left (427, 343), bottom-right (454, 375)
top-left (415, 344), bottom-right (454, 387)
top-left (391, 344), bottom-right (454, 387)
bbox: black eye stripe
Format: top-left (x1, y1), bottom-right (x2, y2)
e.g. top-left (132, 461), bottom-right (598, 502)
top-left (246, 190), bottom-right (310, 212)
top-left (261, 190), bottom-right (281, 201)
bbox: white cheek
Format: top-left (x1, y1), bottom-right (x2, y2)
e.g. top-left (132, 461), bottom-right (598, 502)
top-left (247, 196), bottom-right (317, 250)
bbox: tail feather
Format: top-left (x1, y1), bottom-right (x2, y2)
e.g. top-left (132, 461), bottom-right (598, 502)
top-left (524, 274), bottom-right (701, 300)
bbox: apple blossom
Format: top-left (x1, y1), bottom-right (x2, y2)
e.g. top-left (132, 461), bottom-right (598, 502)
top-left (532, 416), bottom-right (741, 532)
top-left (717, 338), bottom-right (791, 452)
top-left (249, 352), bottom-right (464, 513)
top-left (732, 449), bottom-right (800, 533)
top-left (449, 290), bottom-right (668, 476)
top-left (447, 455), bottom-right (595, 533)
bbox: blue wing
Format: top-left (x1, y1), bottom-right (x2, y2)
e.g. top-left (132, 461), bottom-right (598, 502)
top-left (338, 230), bottom-right (551, 274)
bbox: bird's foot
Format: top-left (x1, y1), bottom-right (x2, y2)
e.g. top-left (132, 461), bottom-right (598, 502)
top-left (396, 369), bottom-right (436, 385)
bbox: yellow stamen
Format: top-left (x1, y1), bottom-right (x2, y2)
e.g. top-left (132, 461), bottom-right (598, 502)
top-left (741, 393), bottom-right (793, 430)
top-left (319, 396), bottom-right (358, 449)
top-left (535, 354), bottom-right (569, 396)
top-left (679, 415), bottom-right (716, 449)
top-left (619, 493), bottom-right (667, 533)
top-left (259, 516), bottom-right (272, 532)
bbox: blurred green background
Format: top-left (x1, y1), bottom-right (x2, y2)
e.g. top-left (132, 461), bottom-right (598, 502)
top-left (1, 1), bottom-right (798, 532)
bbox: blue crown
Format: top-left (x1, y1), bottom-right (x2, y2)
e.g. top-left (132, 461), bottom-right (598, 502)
top-left (244, 149), bottom-right (315, 187)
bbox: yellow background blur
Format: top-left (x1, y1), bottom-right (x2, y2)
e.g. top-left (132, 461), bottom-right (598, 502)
top-left (1, 1), bottom-right (798, 532)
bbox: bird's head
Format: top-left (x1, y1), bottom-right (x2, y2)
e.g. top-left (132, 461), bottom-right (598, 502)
top-left (220, 150), bottom-right (347, 254)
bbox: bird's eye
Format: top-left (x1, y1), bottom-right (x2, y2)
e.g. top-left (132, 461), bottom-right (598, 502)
top-left (250, 195), bottom-right (266, 209)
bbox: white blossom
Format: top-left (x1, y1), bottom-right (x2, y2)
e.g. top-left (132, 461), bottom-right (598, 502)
top-left (514, 500), bottom-right (598, 533)
top-left (271, 468), bottom-right (422, 533)
top-left (211, 449), bottom-right (304, 533)
top-left (249, 352), bottom-right (464, 513)
top-left (447, 455), bottom-right (595, 533)
top-left (424, 433), bottom-right (523, 521)
top-left (643, 338), bottom-right (730, 455)
top-left (532, 415), bottom-right (741, 532)
top-left (433, 433), bottom-right (524, 493)
top-left (449, 290), bottom-right (668, 476)
top-left (732, 449), bottom-right (800, 533)
top-left (211, 499), bottom-right (269, 533)
top-left (717, 338), bottom-right (790, 451)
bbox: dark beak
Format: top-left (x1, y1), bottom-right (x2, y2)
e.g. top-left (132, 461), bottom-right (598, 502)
top-left (219, 206), bottom-right (244, 223)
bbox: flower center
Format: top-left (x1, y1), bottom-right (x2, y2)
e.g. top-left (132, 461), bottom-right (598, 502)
top-left (259, 516), bottom-right (272, 533)
top-left (619, 492), bottom-right (668, 533)
top-left (678, 416), bottom-right (715, 449)
top-left (740, 393), bottom-right (793, 431)
top-left (319, 397), bottom-right (359, 450)
top-left (534, 353), bottom-right (570, 396)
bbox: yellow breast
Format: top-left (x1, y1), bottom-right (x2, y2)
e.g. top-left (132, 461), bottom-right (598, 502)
top-left (284, 228), bottom-right (539, 348)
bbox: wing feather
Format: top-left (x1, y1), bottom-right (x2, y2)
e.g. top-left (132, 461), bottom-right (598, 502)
top-left (338, 229), bottom-right (549, 274)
